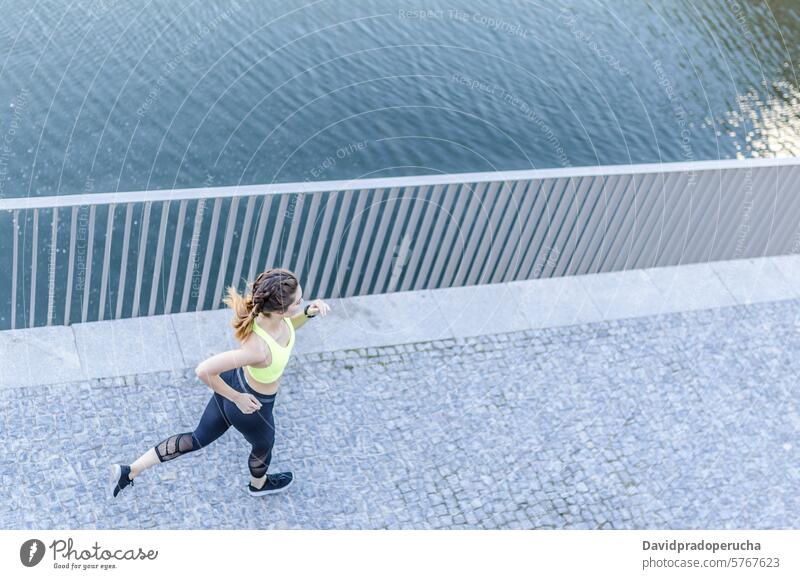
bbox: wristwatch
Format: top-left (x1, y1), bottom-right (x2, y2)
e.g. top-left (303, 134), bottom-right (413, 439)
top-left (304, 304), bottom-right (317, 318)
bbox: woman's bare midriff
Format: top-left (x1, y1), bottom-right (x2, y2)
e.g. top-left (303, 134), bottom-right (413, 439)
top-left (242, 366), bottom-right (280, 396)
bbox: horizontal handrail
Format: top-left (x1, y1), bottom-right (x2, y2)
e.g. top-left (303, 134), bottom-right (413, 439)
top-left (2, 156), bottom-right (799, 211)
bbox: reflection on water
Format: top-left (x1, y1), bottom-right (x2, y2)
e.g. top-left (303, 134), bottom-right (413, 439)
top-left (716, 78), bottom-right (800, 158)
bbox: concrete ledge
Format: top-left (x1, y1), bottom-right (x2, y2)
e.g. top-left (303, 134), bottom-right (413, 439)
top-left (2, 254), bottom-right (799, 389)
top-left (578, 268), bottom-right (665, 321)
top-left (293, 290), bottom-right (452, 354)
top-left (710, 257), bottom-right (798, 304)
top-left (508, 275), bottom-right (604, 329)
top-left (642, 262), bottom-right (738, 314)
top-left (0, 326), bottom-right (83, 388)
top-left (171, 308), bottom-right (239, 369)
top-left (765, 255), bottom-right (800, 297)
top-left (430, 282), bottom-right (526, 337)
top-left (71, 314), bottom-right (185, 380)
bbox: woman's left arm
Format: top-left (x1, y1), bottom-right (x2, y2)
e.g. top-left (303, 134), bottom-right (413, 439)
top-left (290, 299), bottom-right (331, 330)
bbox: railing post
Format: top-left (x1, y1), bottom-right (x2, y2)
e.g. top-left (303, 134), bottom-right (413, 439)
top-left (29, 208), bottom-right (38, 328)
top-left (64, 206), bottom-right (78, 326)
top-left (11, 210), bottom-right (19, 330)
top-left (98, 203), bottom-right (116, 322)
top-left (132, 201), bottom-right (153, 318)
top-left (148, 200), bottom-right (171, 317)
top-left (169, 199), bottom-right (188, 315)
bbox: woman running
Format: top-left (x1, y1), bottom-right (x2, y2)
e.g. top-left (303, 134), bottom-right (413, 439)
top-left (109, 267), bottom-right (330, 497)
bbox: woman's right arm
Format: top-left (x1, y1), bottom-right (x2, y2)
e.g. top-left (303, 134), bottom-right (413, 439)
top-left (195, 347), bottom-right (261, 405)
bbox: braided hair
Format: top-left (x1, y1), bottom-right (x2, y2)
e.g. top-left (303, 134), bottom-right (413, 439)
top-left (224, 268), bottom-right (300, 343)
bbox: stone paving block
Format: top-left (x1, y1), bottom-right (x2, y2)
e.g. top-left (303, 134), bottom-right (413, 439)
top-left (72, 314), bottom-right (184, 379)
top-left (0, 325), bottom-right (84, 388)
top-left (710, 256), bottom-right (797, 305)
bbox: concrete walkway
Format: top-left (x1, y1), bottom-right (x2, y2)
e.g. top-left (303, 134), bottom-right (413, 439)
top-left (0, 255), bottom-right (798, 529)
top-left (4, 254), bottom-right (800, 390)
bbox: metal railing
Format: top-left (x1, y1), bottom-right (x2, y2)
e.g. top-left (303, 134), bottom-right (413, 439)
top-left (2, 156), bottom-right (800, 330)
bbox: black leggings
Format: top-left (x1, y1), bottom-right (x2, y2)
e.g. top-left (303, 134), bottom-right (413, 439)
top-left (153, 367), bottom-right (277, 478)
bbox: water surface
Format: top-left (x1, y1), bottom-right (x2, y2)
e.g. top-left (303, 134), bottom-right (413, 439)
top-left (0, 0), bottom-right (797, 198)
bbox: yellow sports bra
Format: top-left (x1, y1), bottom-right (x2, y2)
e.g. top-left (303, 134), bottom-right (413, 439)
top-left (246, 317), bottom-right (295, 383)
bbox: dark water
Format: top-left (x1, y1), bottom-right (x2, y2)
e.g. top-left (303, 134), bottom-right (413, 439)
top-left (2, 0), bottom-right (800, 330)
top-left (0, 0), bottom-right (798, 199)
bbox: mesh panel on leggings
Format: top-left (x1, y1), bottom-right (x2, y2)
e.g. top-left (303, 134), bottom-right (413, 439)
top-left (155, 432), bottom-right (197, 462)
top-left (248, 448), bottom-right (271, 478)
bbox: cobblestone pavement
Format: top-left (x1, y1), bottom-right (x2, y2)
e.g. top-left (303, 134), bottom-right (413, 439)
top-left (1, 299), bottom-right (798, 529)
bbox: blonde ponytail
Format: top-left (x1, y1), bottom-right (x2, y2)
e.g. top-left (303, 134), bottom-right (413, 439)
top-left (223, 285), bottom-right (258, 343)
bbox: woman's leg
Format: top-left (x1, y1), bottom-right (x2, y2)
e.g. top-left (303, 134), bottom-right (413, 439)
top-left (129, 448), bottom-right (159, 479)
top-left (246, 403), bottom-right (276, 489)
top-left (130, 384), bottom-right (234, 479)
top-left (222, 370), bottom-right (277, 488)
top-left (224, 397), bottom-right (276, 488)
